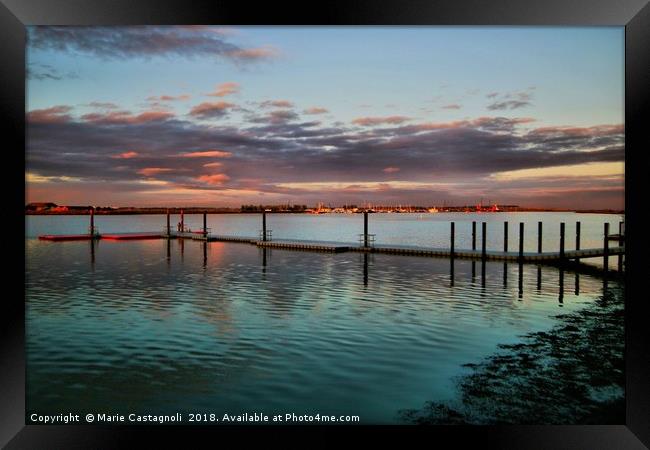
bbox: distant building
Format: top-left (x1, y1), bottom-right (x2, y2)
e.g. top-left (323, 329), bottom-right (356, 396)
top-left (25, 202), bottom-right (57, 211)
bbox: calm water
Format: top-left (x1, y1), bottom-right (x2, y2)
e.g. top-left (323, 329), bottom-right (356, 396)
top-left (25, 213), bottom-right (623, 424)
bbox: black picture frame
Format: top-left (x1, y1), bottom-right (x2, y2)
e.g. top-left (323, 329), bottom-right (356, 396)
top-left (2, 0), bottom-right (649, 447)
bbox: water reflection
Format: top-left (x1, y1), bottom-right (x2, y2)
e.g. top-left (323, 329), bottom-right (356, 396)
top-left (28, 238), bottom-right (617, 424)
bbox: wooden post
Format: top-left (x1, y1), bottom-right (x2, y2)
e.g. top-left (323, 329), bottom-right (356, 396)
top-left (180, 209), bottom-right (184, 232)
top-left (575, 221), bottom-right (581, 251)
top-left (364, 211), bottom-right (369, 248)
top-left (166, 209), bottom-right (170, 236)
top-left (262, 211), bottom-right (267, 242)
top-left (203, 211), bottom-right (207, 237)
top-left (89, 207), bottom-right (94, 236)
top-left (504, 221), bottom-right (508, 252)
top-left (537, 221), bottom-right (543, 253)
top-left (519, 222), bottom-right (524, 261)
top-left (560, 222), bottom-right (564, 262)
top-left (604, 222), bottom-right (609, 272)
top-left (472, 221), bottom-right (476, 250)
top-left (481, 222), bottom-right (486, 259)
top-left (618, 221), bottom-right (623, 272)
top-left (450, 222), bottom-right (455, 257)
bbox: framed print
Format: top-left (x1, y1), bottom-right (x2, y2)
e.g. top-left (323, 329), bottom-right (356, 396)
top-left (2, 0), bottom-right (649, 447)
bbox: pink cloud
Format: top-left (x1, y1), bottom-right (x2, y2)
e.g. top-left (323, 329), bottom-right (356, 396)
top-left (180, 150), bottom-right (232, 158)
top-left (227, 46), bottom-right (279, 61)
top-left (112, 151), bottom-right (139, 159)
top-left (383, 167), bottom-right (400, 173)
top-left (207, 82), bottom-right (240, 97)
top-left (441, 104), bottom-right (462, 110)
top-left (260, 100), bottom-right (294, 108)
top-left (528, 124), bottom-right (623, 137)
top-left (137, 167), bottom-right (173, 176)
top-left (189, 101), bottom-right (236, 118)
top-left (197, 174), bottom-right (230, 185)
top-left (146, 94), bottom-right (191, 102)
top-left (203, 162), bottom-right (224, 168)
top-left (304, 107), bottom-right (329, 115)
top-left (82, 110), bottom-right (174, 125)
top-left (27, 105), bottom-right (73, 124)
top-left (352, 116), bottom-right (412, 126)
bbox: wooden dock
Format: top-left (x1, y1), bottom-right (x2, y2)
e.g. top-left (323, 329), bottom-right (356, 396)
top-left (37, 209), bottom-right (625, 269)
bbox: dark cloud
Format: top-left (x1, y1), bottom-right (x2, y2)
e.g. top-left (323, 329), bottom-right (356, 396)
top-left (26, 105), bottom-right (624, 207)
top-left (487, 100), bottom-right (532, 110)
top-left (27, 63), bottom-right (78, 81)
top-left (27, 26), bottom-right (279, 64)
top-left (188, 102), bottom-right (236, 119)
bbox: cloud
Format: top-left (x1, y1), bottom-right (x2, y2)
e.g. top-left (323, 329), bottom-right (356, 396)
top-left (179, 150), bottom-right (232, 158)
top-left (441, 104), bottom-right (462, 110)
top-left (226, 46), bottom-right (280, 62)
top-left (250, 109), bottom-right (299, 125)
top-left (207, 82), bottom-right (240, 97)
top-left (27, 105), bottom-right (73, 124)
top-left (487, 100), bottom-right (532, 111)
top-left (383, 167), bottom-right (400, 173)
top-left (189, 101), bottom-right (236, 119)
top-left (196, 174), bottom-right (231, 185)
top-left (352, 116), bottom-right (412, 126)
top-left (27, 63), bottom-right (78, 81)
top-left (304, 107), bottom-right (329, 115)
top-left (137, 167), bottom-right (173, 176)
top-left (28, 26), bottom-right (279, 64)
top-left (146, 94), bottom-right (191, 102)
top-left (112, 151), bottom-right (139, 159)
top-left (203, 162), bottom-right (224, 168)
top-left (81, 110), bottom-right (174, 125)
top-left (260, 100), bottom-right (294, 109)
top-left (87, 101), bottom-right (119, 109)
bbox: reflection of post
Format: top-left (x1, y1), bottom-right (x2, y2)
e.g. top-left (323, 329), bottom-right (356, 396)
top-left (166, 238), bottom-right (171, 263)
top-left (502, 262), bottom-right (507, 288)
top-left (518, 263), bottom-right (523, 300)
top-left (203, 242), bottom-right (207, 267)
top-left (558, 268), bottom-right (564, 305)
top-left (450, 256), bottom-right (455, 287)
top-left (90, 239), bottom-right (95, 265)
top-left (471, 261), bottom-right (476, 280)
top-left (262, 247), bottom-right (267, 268)
top-left (481, 259), bottom-right (486, 288)
top-left (537, 265), bottom-right (541, 291)
top-left (180, 237), bottom-right (184, 260)
top-left (575, 272), bottom-right (580, 295)
top-left (363, 253), bottom-right (368, 287)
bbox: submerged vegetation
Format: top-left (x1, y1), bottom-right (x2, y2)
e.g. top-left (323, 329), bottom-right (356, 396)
top-left (401, 282), bottom-right (624, 425)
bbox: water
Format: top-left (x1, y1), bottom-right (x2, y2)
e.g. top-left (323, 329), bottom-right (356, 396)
top-left (25, 213), bottom-right (623, 424)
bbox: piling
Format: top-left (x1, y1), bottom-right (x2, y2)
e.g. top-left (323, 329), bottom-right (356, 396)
top-left (450, 222), bottom-right (455, 257)
top-left (576, 221), bottom-right (581, 251)
top-left (504, 222), bottom-right (508, 252)
top-left (537, 221), bottom-right (543, 253)
top-left (364, 211), bottom-right (369, 248)
top-left (481, 222), bottom-right (486, 259)
top-left (618, 221), bottom-right (623, 272)
top-left (180, 209), bottom-right (184, 232)
top-left (262, 211), bottom-right (267, 242)
top-left (89, 207), bottom-right (95, 236)
top-left (166, 209), bottom-right (171, 236)
top-left (518, 222), bottom-right (524, 261)
top-left (472, 221), bottom-right (476, 250)
top-left (560, 222), bottom-right (564, 261)
top-left (604, 222), bottom-right (609, 272)
top-left (203, 211), bottom-right (207, 237)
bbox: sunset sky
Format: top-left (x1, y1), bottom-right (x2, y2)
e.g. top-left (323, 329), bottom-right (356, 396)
top-left (26, 26), bottom-right (624, 208)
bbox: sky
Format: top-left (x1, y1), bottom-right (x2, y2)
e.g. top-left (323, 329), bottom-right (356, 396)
top-left (25, 26), bottom-right (625, 209)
